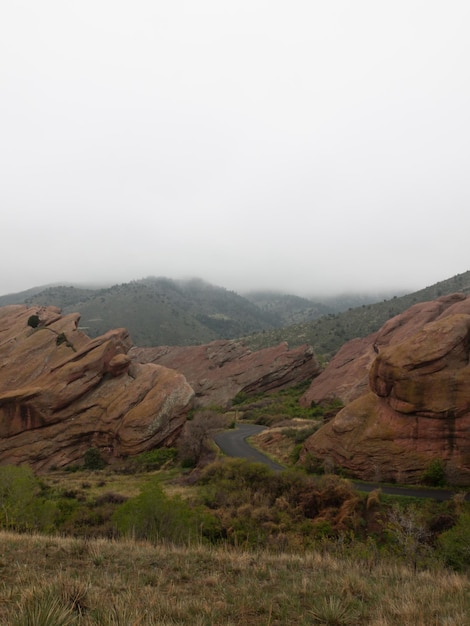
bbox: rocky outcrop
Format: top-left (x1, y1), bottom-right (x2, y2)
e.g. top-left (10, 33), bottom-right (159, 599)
top-left (131, 340), bottom-right (321, 408)
top-left (300, 293), bottom-right (470, 407)
top-left (0, 305), bottom-right (194, 470)
top-left (301, 294), bottom-right (470, 485)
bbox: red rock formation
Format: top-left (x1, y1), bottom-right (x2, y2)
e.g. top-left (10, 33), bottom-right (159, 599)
top-left (131, 340), bottom-right (321, 408)
top-left (300, 293), bottom-right (470, 407)
top-left (301, 295), bottom-right (470, 485)
top-left (0, 306), bottom-right (194, 470)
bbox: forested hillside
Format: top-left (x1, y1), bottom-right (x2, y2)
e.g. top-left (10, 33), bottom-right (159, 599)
top-left (244, 271), bottom-right (470, 357)
top-left (2, 271), bottom-right (469, 353)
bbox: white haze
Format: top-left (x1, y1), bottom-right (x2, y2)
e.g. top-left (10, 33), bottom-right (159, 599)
top-left (1, 1), bottom-right (470, 297)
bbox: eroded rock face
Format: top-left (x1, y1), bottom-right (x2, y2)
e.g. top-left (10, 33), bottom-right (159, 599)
top-left (301, 295), bottom-right (470, 484)
top-left (300, 293), bottom-right (470, 407)
top-left (131, 340), bottom-right (321, 408)
top-left (0, 305), bottom-right (194, 470)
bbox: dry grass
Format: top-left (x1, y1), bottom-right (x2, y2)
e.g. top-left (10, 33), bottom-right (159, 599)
top-left (0, 531), bottom-right (469, 625)
top-left (250, 422), bottom-right (312, 466)
top-left (44, 466), bottom-right (189, 501)
top-left (45, 468), bottom-right (149, 500)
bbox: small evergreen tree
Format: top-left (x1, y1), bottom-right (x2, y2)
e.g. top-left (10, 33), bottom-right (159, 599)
top-left (83, 448), bottom-right (107, 470)
top-left (27, 314), bottom-right (40, 328)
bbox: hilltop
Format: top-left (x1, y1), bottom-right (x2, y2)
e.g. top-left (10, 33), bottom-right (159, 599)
top-left (244, 270), bottom-right (470, 357)
top-left (0, 278), bottom-right (280, 346)
top-left (1, 271), bottom-right (470, 356)
top-left (0, 277), bottom-right (389, 347)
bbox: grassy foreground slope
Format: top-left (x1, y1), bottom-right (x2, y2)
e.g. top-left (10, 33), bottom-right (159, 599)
top-left (1, 530), bottom-right (469, 625)
top-left (2, 443), bottom-right (470, 625)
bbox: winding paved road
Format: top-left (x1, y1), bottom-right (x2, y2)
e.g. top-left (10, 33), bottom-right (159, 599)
top-left (213, 424), bottom-right (284, 472)
top-left (214, 424), bottom-right (469, 501)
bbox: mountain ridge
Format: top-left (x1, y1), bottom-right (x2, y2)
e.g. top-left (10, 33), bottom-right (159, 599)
top-left (1, 271), bottom-right (469, 354)
top-left (243, 270), bottom-right (470, 357)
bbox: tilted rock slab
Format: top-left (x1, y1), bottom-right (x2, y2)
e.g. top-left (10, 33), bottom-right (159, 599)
top-left (131, 340), bottom-right (321, 408)
top-left (0, 305), bottom-right (194, 470)
top-left (301, 295), bottom-right (470, 484)
top-left (300, 293), bottom-right (470, 407)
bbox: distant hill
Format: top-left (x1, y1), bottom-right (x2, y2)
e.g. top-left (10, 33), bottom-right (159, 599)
top-left (3, 271), bottom-right (469, 353)
top-left (243, 270), bottom-right (470, 358)
top-left (243, 290), bottom-right (398, 326)
top-left (243, 291), bottom-right (332, 326)
top-left (3, 277), bottom-right (284, 347)
top-left (0, 285), bottom-right (64, 306)
top-left (3, 279), bottom-right (396, 347)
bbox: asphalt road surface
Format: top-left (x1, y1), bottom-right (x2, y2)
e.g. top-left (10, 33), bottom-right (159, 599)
top-left (213, 424), bottom-right (285, 472)
top-left (213, 424), bottom-right (469, 501)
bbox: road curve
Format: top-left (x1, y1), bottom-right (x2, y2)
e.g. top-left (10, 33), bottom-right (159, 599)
top-left (213, 424), bottom-right (469, 501)
top-left (213, 424), bottom-right (285, 472)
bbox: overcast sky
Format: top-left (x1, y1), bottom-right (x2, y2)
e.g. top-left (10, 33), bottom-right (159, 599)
top-left (2, 1), bottom-right (470, 297)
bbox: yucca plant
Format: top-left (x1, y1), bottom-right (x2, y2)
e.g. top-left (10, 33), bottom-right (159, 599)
top-left (12, 590), bottom-right (77, 626)
top-left (309, 594), bottom-right (362, 625)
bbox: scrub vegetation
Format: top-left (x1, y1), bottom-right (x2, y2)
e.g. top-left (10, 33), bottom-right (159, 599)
top-left (1, 354), bottom-right (470, 622)
top-left (231, 381), bottom-right (342, 426)
top-left (244, 270), bottom-right (470, 357)
top-left (2, 528), bottom-right (470, 626)
top-left (1, 448), bottom-right (470, 625)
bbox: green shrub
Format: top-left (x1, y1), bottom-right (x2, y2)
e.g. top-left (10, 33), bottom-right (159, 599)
top-left (299, 452), bottom-right (325, 474)
top-left (113, 479), bottom-right (220, 545)
top-left (232, 391), bottom-right (250, 405)
top-left (135, 447), bottom-right (177, 471)
top-left (290, 444), bottom-right (302, 464)
top-left (0, 465), bottom-right (57, 532)
top-left (437, 513), bottom-right (470, 571)
top-left (83, 448), bottom-right (107, 470)
top-left (310, 519), bottom-right (334, 539)
top-left (422, 459), bottom-right (446, 486)
top-left (27, 314), bottom-right (40, 328)
top-left (196, 460), bottom-right (361, 548)
top-left (281, 424), bottom-right (321, 444)
top-left (231, 383), bottom-right (326, 426)
top-left (56, 332), bottom-right (68, 346)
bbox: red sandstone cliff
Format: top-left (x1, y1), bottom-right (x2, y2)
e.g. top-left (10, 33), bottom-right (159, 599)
top-left (0, 305), bottom-right (321, 470)
top-left (0, 305), bottom-right (194, 470)
top-left (131, 340), bottom-right (321, 408)
top-left (301, 294), bottom-right (470, 484)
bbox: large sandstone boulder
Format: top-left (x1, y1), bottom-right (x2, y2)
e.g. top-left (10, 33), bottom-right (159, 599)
top-left (0, 305), bottom-right (194, 470)
top-left (301, 295), bottom-right (470, 485)
top-left (300, 293), bottom-right (470, 407)
top-left (131, 340), bottom-right (321, 408)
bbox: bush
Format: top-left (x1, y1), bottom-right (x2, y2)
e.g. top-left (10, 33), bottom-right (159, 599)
top-left (281, 424), bottom-right (321, 444)
top-left (290, 444), bottom-right (302, 464)
top-left (232, 391), bottom-right (250, 405)
top-left (422, 459), bottom-right (446, 486)
top-left (83, 448), bottom-right (107, 470)
top-left (196, 460), bottom-right (362, 548)
top-left (113, 479), bottom-right (220, 545)
top-left (27, 314), bottom-right (40, 328)
top-left (0, 465), bottom-right (57, 532)
top-left (56, 332), bottom-right (68, 346)
top-left (231, 384), bottom-right (323, 425)
top-left (134, 448), bottom-right (177, 471)
top-left (437, 513), bottom-right (470, 571)
top-left (177, 410), bottom-right (231, 466)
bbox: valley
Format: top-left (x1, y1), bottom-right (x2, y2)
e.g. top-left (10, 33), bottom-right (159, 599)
top-left (1, 271), bottom-right (470, 623)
